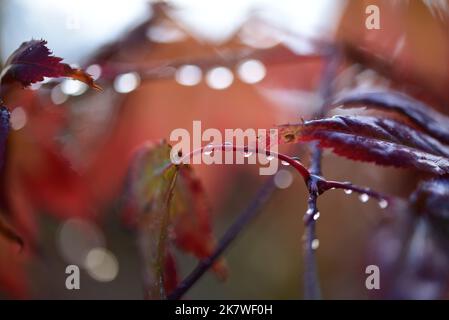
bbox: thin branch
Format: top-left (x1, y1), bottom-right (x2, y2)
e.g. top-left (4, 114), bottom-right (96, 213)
top-left (175, 143), bottom-right (310, 181)
top-left (167, 177), bottom-right (276, 300)
top-left (302, 47), bottom-right (340, 299)
top-left (166, 142), bottom-right (389, 299)
top-left (303, 144), bottom-right (322, 299)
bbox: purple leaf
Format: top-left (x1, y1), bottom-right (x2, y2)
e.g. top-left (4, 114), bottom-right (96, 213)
top-left (332, 89), bottom-right (449, 144)
top-left (278, 115), bottom-right (449, 175)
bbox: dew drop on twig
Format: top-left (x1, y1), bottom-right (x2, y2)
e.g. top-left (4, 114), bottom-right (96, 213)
top-left (344, 189), bottom-right (353, 195)
top-left (359, 193), bottom-right (369, 203)
top-left (378, 199), bottom-right (389, 209)
top-left (311, 239), bottom-right (320, 250)
top-left (203, 144), bottom-right (214, 155)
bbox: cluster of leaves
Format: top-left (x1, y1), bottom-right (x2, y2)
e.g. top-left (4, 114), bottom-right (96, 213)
top-left (82, 1), bottom-right (449, 298)
top-left (0, 39), bottom-right (227, 298)
top-left (278, 90), bottom-right (449, 175)
top-left (2, 1), bottom-right (449, 300)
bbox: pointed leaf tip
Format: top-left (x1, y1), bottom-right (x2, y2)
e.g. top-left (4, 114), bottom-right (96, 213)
top-left (0, 39), bottom-right (100, 90)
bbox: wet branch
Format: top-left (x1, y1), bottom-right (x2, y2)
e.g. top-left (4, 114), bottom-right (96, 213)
top-left (303, 144), bottom-right (322, 299)
top-left (302, 47), bottom-right (340, 299)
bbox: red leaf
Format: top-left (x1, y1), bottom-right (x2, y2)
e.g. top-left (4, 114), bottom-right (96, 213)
top-left (174, 165), bottom-right (227, 279)
top-left (0, 40), bottom-right (100, 89)
top-left (278, 115), bottom-right (449, 175)
top-left (124, 141), bottom-right (226, 298)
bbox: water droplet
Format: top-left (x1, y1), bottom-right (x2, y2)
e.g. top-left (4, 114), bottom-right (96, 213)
top-left (311, 239), bottom-right (320, 250)
top-left (175, 65), bottom-right (202, 86)
top-left (281, 160), bottom-right (290, 166)
top-left (114, 72), bottom-right (140, 93)
top-left (359, 193), bottom-right (369, 203)
top-left (274, 170), bottom-right (293, 189)
top-left (344, 189), bottom-right (353, 195)
top-left (61, 79), bottom-right (88, 96)
top-left (203, 144), bottom-right (214, 155)
top-left (243, 151), bottom-right (253, 157)
top-left (313, 212), bottom-right (320, 221)
top-left (51, 85), bottom-right (68, 104)
top-left (237, 59), bottom-right (266, 84)
top-left (10, 107), bottom-right (27, 131)
top-left (378, 199), bottom-right (388, 209)
top-left (86, 64), bottom-right (102, 80)
top-left (266, 154), bottom-right (275, 161)
top-left (306, 208), bottom-right (314, 215)
top-left (206, 67), bottom-right (234, 90)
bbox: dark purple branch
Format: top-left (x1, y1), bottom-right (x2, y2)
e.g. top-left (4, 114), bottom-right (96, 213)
top-left (175, 144), bottom-right (310, 180)
top-left (303, 47), bottom-right (340, 299)
top-left (167, 177), bottom-right (276, 300)
top-left (303, 175), bottom-right (321, 299)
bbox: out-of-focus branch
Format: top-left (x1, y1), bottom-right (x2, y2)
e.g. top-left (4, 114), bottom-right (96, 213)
top-left (168, 177), bottom-right (276, 300)
top-left (303, 47), bottom-right (340, 299)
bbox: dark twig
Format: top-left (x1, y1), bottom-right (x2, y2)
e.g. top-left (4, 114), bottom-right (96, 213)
top-left (303, 145), bottom-right (322, 299)
top-left (167, 177), bottom-right (276, 300)
top-left (303, 47), bottom-right (340, 299)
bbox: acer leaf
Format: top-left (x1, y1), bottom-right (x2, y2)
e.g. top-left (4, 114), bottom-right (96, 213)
top-left (125, 142), bottom-right (178, 299)
top-left (278, 115), bottom-right (449, 175)
top-left (0, 40), bottom-right (100, 90)
top-left (124, 141), bottom-right (225, 299)
top-left (332, 89), bottom-right (449, 145)
top-left (172, 165), bottom-right (227, 279)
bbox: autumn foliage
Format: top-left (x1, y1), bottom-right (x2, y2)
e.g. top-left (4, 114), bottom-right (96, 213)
top-left (1, 1), bottom-right (449, 300)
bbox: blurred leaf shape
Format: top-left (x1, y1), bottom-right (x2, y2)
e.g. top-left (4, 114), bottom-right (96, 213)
top-left (368, 177), bottom-right (449, 299)
top-left (0, 40), bottom-right (100, 90)
top-left (123, 141), bottom-right (226, 299)
top-left (411, 177), bottom-right (449, 233)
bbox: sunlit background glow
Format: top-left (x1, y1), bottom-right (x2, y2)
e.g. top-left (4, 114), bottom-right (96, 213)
top-left (1, 0), bottom-right (342, 63)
